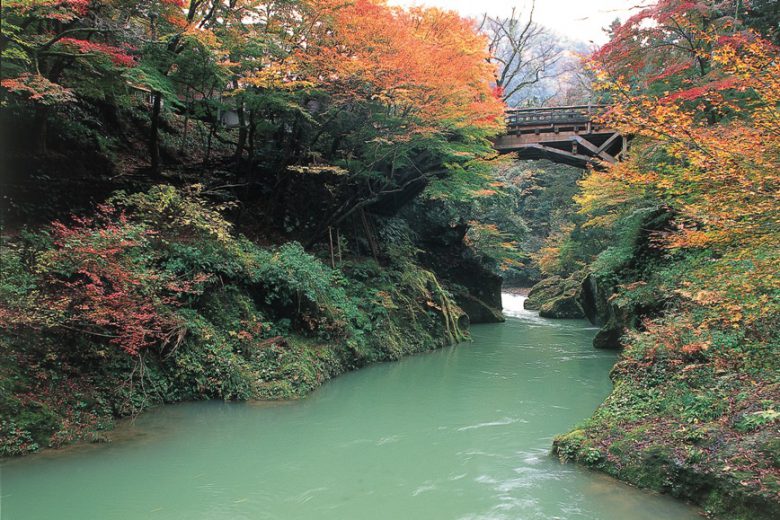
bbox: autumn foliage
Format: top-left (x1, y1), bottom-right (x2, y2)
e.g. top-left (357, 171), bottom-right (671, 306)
top-left (579, 0), bottom-right (779, 326)
top-left (1, 203), bottom-right (212, 356)
top-left (300, 0), bottom-right (504, 135)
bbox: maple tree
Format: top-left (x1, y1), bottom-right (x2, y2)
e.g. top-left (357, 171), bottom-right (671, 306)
top-left (577, 0), bottom-right (780, 336)
top-left (0, 0), bottom-right (509, 357)
top-left (588, 31), bottom-right (778, 251)
top-left (279, 0), bottom-right (505, 242)
top-left (298, 0), bottom-right (503, 134)
top-left (0, 201), bottom-right (215, 356)
top-left (541, 5), bottom-right (780, 508)
top-left (1, 0), bottom-right (138, 152)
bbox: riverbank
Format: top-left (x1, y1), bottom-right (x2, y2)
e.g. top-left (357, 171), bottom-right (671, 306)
top-left (523, 270), bottom-right (780, 519)
top-left (1, 301), bottom-right (703, 520)
top-left (523, 187), bottom-right (779, 520)
top-left (552, 345), bottom-right (780, 520)
top-left (524, 261), bottom-right (780, 519)
top-left (0, 186), bottom-right (482, 457)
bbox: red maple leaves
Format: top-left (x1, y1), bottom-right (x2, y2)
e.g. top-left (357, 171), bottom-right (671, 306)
top-left (57, 38), bottom-right (136, 67)
top-left (17, 205), bottom-right (209, 356)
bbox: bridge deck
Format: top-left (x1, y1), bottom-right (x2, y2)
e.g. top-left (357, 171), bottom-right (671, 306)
top-left (494, 105), bottom-right (625, 168)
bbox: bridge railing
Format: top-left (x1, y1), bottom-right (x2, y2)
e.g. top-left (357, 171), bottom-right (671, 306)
top-left (506, 105), bottom-right (607, 128)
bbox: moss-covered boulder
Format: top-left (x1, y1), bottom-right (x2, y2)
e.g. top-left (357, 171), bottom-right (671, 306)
top-left (524, 276), bottom-right (563, 310)
top-left (592, 316), bottom-right (623, 349)
top-left (539, 294), bottom-right (585, 319)
top-left (525, 273), bottom-right (587, 319)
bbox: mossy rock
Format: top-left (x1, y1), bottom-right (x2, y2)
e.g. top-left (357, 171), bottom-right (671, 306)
top-left (552, 429), bottom-right (587, 462)
top-left (528, 273), bottom-right (587, 319)
top-left (593, 317), bottom-right (623, 349)
top-left (524, 276), bottom-right (563, 310)
top-left (539, 292), bottom-right (585, 319)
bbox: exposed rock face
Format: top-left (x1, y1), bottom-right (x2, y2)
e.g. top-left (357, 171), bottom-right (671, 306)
top-left (578, 273), bottom-right (624, 349)
top-left (410, 211), bottom-right (504, 324)
top-left (456, 288), bottom-right (505, 324)
top-left (575, 209), bottom-right (675, 349)
top-left (524, 273), bottom-right (587, 319)
top-left (434, 251), bottom-right (504, 324)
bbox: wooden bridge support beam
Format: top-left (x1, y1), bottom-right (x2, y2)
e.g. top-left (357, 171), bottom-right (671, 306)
top-left (495, 105), bottom-right (627, 169)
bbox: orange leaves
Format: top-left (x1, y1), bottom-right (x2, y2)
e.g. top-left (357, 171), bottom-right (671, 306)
top-left (681, 341), bottom-right (710, 357)
top-left (0, 74), bottom-right (76, 104)
top-left (589, 23), bottom-right (780, 255)
top-left (580, 4), bottom-right (780, 349)
top-left (631, 315), bottom-right (713, 361)
top-left (300, 0), bottom-right (504, 135)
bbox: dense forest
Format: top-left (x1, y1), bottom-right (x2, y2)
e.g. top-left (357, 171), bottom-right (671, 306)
top-left (0, 0), bottom-right (513, 451)
top-left (1, 1), bottom-right (778, 519)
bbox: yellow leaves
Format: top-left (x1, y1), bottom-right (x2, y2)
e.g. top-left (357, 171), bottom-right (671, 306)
top-left (534, 244), bottom-right (562, 276)
top-left (301, 0), bottom-right (504, 135)
top-left (691, 290), bottom-right (722, 306)
top-left (587, 31), bottom-right (780, 256)
top-left (244, 59), bottom-right (314, 90)
top-left (182, 26), bottom-right (220, 49)
top-left (574, 164), bottom-right (646, 228)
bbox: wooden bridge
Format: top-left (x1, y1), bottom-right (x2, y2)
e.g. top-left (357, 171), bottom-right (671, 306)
top-left (493, 105), bottom-right (626, 168)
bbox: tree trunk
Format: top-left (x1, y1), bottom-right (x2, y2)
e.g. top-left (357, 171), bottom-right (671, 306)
top-left (150, 91), bottom-right (162, 174)
top-left (33, 106), bottom-right (49, 155)
top-left (204, 126), bottom-right (214, 167)
top-left (179, 88), bottom-right (190, 155)
top-left (246, 109), bottom-right (257, 180)
top-left (234, 96), bottom-right (247, 164)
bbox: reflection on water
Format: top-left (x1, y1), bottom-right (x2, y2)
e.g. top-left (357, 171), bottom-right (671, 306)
top-left (0, 294), bottom-right (701, 520)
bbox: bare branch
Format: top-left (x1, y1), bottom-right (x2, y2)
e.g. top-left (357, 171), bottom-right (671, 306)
top-left (479, 1), bottom-right (562, 106)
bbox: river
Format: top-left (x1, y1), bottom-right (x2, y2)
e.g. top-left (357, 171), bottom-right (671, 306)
top-left (0, 295), bottom-right (701, 519)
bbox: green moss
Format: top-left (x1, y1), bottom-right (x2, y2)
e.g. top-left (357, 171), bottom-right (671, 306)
top-left (552, 429), bottom-right (586, 462)
top-left (1, 187), bottom-right (469, 456)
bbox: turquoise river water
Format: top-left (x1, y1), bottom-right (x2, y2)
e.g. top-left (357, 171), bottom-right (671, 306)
top-left (0, 294), bottom-right (702, 519)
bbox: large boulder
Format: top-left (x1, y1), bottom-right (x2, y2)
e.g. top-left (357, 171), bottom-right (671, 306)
top-left (540, 294), bottom-right (585, 319)
top-left (592, 317), bottom-right (623, 349)
top-left (524, 276), bottom-right (563, 310)
top-left (525, 273), bottom-right (587, 319)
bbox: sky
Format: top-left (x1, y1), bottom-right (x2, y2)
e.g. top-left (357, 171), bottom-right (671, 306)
top-left (388, 0), bottom-right (647, 44)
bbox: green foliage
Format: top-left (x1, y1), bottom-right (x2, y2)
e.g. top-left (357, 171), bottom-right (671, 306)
top-left (554, 429), bottom-right (586, 462)
top-left (679, 392), bottom-right (726, 424)
top-left (0, 185), bottom-right (466, 453)
top-left (583, 448), bottom-right (603, 465)
top-left (0, 421), bottom-right (39, 456)
top-left (123, 64), bottom-right (182, 109)
top-left (735, 410), bottom-right (780, 433)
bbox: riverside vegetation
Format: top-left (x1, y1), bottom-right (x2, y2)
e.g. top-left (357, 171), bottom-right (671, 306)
top-left (0, 0), bottom-right (511, 456)
top-left (520, 2), bottom-right (779, 519)
top-left (1, 1), bottom-right (779, 519)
